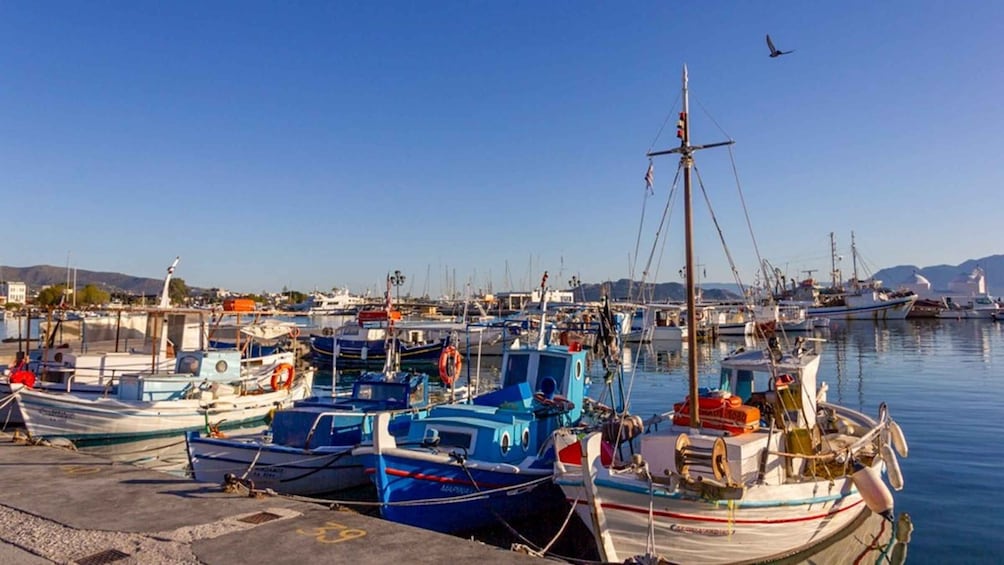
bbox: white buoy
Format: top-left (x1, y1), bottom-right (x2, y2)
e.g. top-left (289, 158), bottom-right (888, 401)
top-left (881, 444), bottom-right (904, 491)
top-left (851, 461), bottom-right (894, 521)
top-left (889, 421), bottom-right (908, 458)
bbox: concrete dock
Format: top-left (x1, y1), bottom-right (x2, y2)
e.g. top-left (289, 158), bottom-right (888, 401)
top-left (0, 433), bottom-right (546, 564)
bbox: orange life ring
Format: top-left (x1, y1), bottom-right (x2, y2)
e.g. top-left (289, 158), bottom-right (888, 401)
top-left (270, 363), bottom-right (295, 391)
top-left (289, 326), bottom-right (301, 339)
top-left (438, 345), bottom-right (462, 387)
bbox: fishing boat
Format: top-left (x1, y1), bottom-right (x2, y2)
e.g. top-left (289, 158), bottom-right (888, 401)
top-left (781, 234), bottom-right (917, 321)
top-left (186, 369), bottom-right (433, 496)
top-left (552, 66), bottom-right (908, 564)
top-left (309, 309), bottom-right (449, 368)
top-left (353, 277), bottom-right (592, 535)
top-left (12, 347), bottom-right (312, 447)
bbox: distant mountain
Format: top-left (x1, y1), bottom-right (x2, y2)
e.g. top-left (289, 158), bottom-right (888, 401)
top-left (578, 278), bottom-right (741, 302)
top-left (873, 254), bottom-right (1004, 297)
top-left (0, 265), bottom-right (166, 296)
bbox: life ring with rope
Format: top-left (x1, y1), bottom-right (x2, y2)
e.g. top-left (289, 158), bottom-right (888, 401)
top-left (270, 363), bottom-right (295, 392)
top-left (438, 345), bottom-right (462, 387)
top-left (289, 326), bottom-right (301, 339)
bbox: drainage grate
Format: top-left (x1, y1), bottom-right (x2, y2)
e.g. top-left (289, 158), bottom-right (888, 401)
top-left (75, 548), bottom-right (130, 565)
top-left (238, 511), bottom-right (283, 524)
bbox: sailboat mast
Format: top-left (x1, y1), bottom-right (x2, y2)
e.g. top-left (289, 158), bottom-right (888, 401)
top-left (679, 67), bottom-right (701, 428)
top-left (851, 231), bottom-right (860, 290)
top-left (647, 65), bottom-right (734, 431)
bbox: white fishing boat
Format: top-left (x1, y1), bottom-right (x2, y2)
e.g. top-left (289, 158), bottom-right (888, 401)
top-left (782, 234), bottom-right (917, 321)
top-left (552, 66), bottom-right (908, 564)
top-left (12, 348), bottom-right (312, 446)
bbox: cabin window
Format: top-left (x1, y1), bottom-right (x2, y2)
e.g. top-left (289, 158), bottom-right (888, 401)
top-left (735, 369), bottom-right (755, 402)
top-left (574, 359), bottom-right (583, 381)
top-left (215, 360), bottom-right (228, 374)
top-left (500, 431), bottom-right (511, 455)
top-left (538, 355), bottom-right (567, 391)
top-left (178, 355), bottom-right (200, 375)
top-left (437, 430), bottom-right (473, 450)
top-left (503, 354), bottom-right (530, 388)
top-left (409, 382), bottom-right (425, 405)
top-left (521, 428), bottom-right (530, 450)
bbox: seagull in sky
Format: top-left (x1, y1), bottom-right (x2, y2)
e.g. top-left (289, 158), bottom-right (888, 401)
top-left (766, 34), bottom-right (794, 58)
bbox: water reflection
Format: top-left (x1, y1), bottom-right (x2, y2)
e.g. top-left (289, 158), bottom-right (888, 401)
top-left (774, 511), bottom-right (912, 565)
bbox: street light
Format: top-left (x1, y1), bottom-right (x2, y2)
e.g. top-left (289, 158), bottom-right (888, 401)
top-left (389, 270), bottom-right (406, 306)
top-left (568, 275), bottom-right (580, 302)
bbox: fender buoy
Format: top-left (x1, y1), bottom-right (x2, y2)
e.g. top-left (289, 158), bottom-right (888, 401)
top-left (438, 345), bottom-right (462, 387)
top-left (888, 420), bottom-right (909, 458)
top-left (9, 370), bottom-right (35, 389)
top-left (270, 363), bottom-right (295, 391)
top-left (881, 443), bottom-right (904, 491)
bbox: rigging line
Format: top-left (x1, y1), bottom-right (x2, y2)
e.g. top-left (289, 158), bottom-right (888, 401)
top-left (647, 92), bottom-right (683, 153)
top-left (727, 145), bottom-right (771, 296)
top-left (694, 96), bottom-right (734, 141)
top-left (630, 178), bottom-right (654, 301)
top-left (635, 163), bottom-right (682, 303)
top-left (692, 164), bottom-right (747, 295)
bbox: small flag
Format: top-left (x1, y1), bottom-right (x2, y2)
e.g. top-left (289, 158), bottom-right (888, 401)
top-left (644, 162), bottom-right (654, 194)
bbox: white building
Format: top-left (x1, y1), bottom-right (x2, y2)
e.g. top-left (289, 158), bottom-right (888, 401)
top-left (947, 267), bottom-right (987, 296)
top-left (1, 281), bottom-right (27, 305)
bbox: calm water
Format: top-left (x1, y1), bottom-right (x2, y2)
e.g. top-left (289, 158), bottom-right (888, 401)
top-left (618, 320), bottom-right (1004, 564)
top-left (4, 315), bottom-right (1002, 563)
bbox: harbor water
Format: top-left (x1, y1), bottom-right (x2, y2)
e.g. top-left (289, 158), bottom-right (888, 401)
top-left (3, 315), bottom-right (1003, 563)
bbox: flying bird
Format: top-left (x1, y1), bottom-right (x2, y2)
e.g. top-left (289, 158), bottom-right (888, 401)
top-left (766, 34), bottom-right (794, 57)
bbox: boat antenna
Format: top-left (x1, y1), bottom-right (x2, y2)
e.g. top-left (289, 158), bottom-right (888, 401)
top-left (646, 65), bottom-right (733, 430)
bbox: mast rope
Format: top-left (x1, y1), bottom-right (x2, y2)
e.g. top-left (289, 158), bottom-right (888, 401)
top-left (633, 163), bottom-right (682, 303)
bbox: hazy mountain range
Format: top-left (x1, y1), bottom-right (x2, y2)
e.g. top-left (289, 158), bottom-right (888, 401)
top-left (3, 254), bottom-right (1002, 300)
top-left (0, 265), bottom-right (170, 297)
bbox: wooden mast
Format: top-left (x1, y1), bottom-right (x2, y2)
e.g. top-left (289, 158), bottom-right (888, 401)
top-left (647, 65), bottom-right (733, 429)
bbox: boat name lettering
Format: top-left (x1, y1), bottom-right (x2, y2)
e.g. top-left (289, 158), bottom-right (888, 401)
top-left (40, 408), bottom-right (72, 420)
top-left (440, 484), bottom-right (474, 495)
top-left (669, 523), bottom-right (731, 537)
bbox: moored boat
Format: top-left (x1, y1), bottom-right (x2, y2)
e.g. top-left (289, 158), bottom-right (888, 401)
top-left (186, 370), bottom-right (433, 495)
top-left (552, 66), bottom-right (907, 564)
top-left (353, 280), bottom-right (594, 535)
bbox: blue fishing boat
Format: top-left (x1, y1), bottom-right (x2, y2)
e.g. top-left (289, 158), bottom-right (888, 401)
top-left (186, 370), bottom-right (433, 495)
top-left (354, 281), bottom-right (590, 535)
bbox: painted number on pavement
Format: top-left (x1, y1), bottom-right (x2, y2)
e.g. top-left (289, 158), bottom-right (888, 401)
top-left (297, 520), bottom-right (366, 544)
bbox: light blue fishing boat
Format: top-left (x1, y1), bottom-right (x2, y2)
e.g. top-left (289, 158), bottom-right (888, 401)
top-left (354, 276), bottom-right (591, 534)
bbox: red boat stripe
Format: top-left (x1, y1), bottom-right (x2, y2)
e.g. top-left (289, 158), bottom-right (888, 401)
top-left (569, 498), bottom-right (864, 525)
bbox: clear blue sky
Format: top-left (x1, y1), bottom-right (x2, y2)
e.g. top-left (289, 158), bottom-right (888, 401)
top-left (2, 2), bottom-right (1001, 296)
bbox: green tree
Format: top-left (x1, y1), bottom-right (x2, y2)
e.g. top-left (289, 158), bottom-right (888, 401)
top-left (168, 278), bottom-right (190, 306)
top-left (77, 284), bottom-right (110, 307)
top-left (36, 285), bottom-right (67, 307)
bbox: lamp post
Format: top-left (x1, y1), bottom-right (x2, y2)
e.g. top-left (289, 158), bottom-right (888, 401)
top-left (389, 270), bottom-right (406, 306)
top-left (568, 275), bottom-right (580, 302)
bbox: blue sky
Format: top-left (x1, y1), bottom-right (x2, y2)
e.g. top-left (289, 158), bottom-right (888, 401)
top-left (2, 2), bottom-right (1001, 296)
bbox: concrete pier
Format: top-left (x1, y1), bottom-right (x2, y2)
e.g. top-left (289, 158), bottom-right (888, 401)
top-left (0, 433), bottom-right (543, 564)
